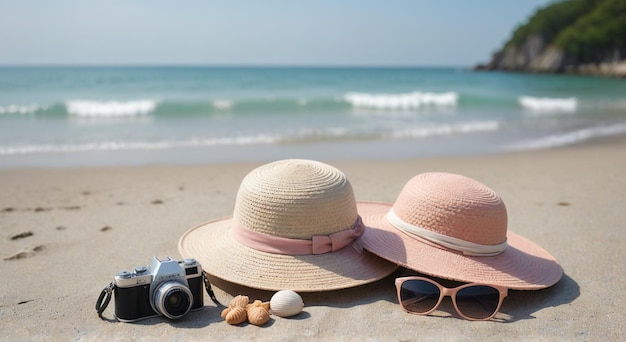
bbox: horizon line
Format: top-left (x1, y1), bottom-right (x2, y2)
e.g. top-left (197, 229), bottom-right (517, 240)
top-left (0, 63), bottom-right (474, 69)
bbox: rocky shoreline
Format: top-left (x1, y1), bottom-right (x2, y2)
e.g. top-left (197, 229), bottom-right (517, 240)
top-left (475, 34), bottom-right (626, 78)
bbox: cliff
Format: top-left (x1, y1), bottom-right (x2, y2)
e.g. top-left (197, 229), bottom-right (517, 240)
top-left (475, 0), bottom-right (626, 77)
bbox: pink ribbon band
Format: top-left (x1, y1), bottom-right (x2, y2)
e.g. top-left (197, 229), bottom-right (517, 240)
top-left (232, 216), bottom-right (365, 255)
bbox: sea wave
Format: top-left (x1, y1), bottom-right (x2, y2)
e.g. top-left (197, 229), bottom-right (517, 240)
top-left (63, 97), bottom-right (343, 117)
top-left (0, 104), bottom-right (45, 115)
top-left (66, 100), bottom-right (158, 117)
top-left (518, 96), bottom-right (578, 112)
top-left (3, 94), bottom-right (589, 119)
top-left (0, 134), bottom-right (280, 156)
top-left (0, 119), bottom-right (503, 156)
top-left (507, 123), bottom-right (626, 151)
top-left (344, 91), bottom-right (458, 109)
top-left (390, 120), bottom-right (499, 139)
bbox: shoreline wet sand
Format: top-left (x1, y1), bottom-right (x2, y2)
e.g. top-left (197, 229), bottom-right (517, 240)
top-left (1, 134), bottom-right (624, 340)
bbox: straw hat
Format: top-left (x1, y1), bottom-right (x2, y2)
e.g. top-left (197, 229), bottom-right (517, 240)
top-left (178, 159), bottom-right (397, 292)
top-left (359, 172), bottom-right (562, 290)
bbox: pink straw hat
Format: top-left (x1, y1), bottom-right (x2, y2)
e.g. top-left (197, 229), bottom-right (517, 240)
top-left (178, 159), bottom-right (397, 292)
top-left (358, 172), bottom-right (562, 290)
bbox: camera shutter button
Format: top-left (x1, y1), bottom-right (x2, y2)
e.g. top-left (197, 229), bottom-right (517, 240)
top-left (135, 266), bottom-right (148, 274)
top-left (117, 271), bottom-right (132, 279)
top-left (183, 259), bottom-right (196, 266)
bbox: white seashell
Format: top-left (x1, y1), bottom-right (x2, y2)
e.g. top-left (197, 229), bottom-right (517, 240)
top-left (269, 290), bottom-right (304, 317)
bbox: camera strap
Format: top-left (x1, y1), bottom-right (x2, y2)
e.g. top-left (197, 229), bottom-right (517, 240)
top-left (95, 281), bottom-right (115, 319)
top-left (203, 271), bottom-right (222, 307)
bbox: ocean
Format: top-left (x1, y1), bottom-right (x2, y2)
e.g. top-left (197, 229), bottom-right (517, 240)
top-left (1, 66), bottom-right (625, 169)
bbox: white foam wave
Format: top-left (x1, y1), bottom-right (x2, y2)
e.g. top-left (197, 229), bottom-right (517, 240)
top-left (345, 91), bottom-right (458, 109)
top-left (66, 100), bottom-right (157, 117)
top-left (212, 100), bottom-right (233, 110)
top-left (278, 126), bottom-right (349, 142)
top-left (0, 104), bottom-right (44, 114)
top-left (508, 123), bottom-right (626, 151)
top-left (391, 121), bottom-right (499, 139)
top-left (0, 135), bottom-right (279, 156)
top-left (518, 96), bottom-right (577, 112)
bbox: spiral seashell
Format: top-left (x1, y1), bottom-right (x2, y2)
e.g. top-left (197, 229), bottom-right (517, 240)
top-left (230, 295), bottom-right (250, 308)
top-left (246, 305), bottom-right (270, 326)
top-left (246, 299), bottom-right (270, 311)
top-left (223, 306), bottom-right (247, 325)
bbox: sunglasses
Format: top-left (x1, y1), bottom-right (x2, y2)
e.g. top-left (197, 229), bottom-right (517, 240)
top-left (395, 277), bottom-right (508, 321)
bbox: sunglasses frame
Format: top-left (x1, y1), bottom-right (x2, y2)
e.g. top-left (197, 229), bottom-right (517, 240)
top-left (395, 276), bottom-right (508, 321)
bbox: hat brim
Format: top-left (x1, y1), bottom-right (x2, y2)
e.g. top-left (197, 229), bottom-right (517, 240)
top-left (178, 215), bottom-right (398, 292)
top-left (357, 201), bottom-right (563, 290)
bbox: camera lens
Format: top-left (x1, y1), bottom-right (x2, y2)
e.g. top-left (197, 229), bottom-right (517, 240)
top-left (153, 282), bottom-right (193, 319)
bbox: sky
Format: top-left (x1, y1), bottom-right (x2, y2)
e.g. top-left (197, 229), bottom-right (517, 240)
top-left (0, 0), bottom-right (554, 67)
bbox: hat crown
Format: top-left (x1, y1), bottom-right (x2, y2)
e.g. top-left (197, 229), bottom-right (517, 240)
top-left (392, 172), bottom-right (507, 245)
top-left (234, 159), bottom-right (358, 239)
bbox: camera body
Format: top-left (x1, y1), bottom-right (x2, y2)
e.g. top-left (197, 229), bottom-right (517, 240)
top-left (113, 257), bottom-right (204, 322)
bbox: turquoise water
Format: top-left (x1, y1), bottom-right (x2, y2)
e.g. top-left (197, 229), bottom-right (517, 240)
top-left (1, 66), bottom-right (625, 168)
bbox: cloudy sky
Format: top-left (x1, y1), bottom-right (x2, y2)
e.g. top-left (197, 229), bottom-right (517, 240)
top-left (0, 0), bottom-right (552, 66)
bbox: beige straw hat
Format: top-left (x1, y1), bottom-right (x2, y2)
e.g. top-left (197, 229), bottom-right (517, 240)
top-left (178, 159), bottom-right (397, 292)
top-left (358, 172), bottom-right (563, 290)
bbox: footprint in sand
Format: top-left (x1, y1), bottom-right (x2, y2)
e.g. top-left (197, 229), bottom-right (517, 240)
top-left (10, 231), bottom-right (33, 240)
top-left (2, 206), bottom-right (80, 213)
top-left (3, 245), bottom-right (44, 261)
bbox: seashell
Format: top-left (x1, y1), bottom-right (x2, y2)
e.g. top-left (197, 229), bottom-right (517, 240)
top-left (246, 299), bottom-right (270, 311)
top-left (222, 306), bottom-right (247, 325)
top-left (229, 295), bottom-right (250, 308)
top-left (246, 305), bottom-right (270, 326)
top-left (269, 290), bottom-right (304, 317)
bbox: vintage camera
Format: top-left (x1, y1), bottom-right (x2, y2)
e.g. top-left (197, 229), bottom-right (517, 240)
top-left (113, 256), bottom-right (204, 322)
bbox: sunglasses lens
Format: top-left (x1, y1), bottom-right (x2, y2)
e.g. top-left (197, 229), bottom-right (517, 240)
top-left (399, 280), bottom-right (440, 314)
top-left (456, 285), bottom-right (501, 319)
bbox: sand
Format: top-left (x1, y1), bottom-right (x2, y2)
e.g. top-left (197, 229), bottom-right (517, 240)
top-left (1, 135), bottom-right (625, 341)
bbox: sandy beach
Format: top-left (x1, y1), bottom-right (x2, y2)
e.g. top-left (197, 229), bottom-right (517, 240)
top-left (1, 135), bottom-right (624, 341)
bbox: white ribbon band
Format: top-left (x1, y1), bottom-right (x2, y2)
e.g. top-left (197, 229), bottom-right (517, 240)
top-left (386, 209), bottom-right (507, 256)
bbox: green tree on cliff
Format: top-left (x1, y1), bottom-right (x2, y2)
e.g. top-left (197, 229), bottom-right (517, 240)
top-left (506, 0), bottom-right (626, 64)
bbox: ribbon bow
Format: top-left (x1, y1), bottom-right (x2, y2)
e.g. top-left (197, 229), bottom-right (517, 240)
top-left (233, 216), bottom-right (365, 255)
